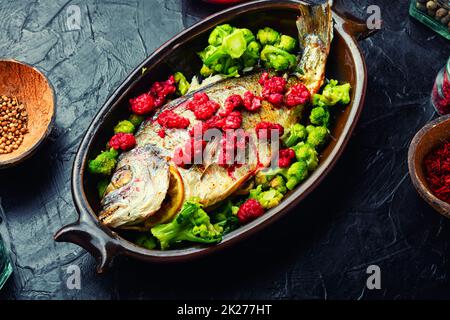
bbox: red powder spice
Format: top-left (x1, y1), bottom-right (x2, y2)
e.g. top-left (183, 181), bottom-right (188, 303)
top-left (424, 140), bottom-right (450, 204)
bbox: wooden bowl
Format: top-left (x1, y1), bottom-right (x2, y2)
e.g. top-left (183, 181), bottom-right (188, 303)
top-left (0, 59), bottom-right (55, 168)
top-left (408, 114), bottom-right (450, 216)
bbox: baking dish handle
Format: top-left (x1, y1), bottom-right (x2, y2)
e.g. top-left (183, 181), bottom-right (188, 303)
top-left (54, 213), bottom-right (122, 273)
top-left (332, 2), bottom-right (381, 41)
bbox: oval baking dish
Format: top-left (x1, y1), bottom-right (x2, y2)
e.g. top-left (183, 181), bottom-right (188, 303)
top-left (55, 0), bottom-right (377, 273)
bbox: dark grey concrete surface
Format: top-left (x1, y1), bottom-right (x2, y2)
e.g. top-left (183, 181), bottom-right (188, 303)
top-left (0, 0), bottom-right (449, 299)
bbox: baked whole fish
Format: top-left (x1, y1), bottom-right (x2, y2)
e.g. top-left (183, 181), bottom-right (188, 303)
top-left (99, 1), bottom-right (333, 229)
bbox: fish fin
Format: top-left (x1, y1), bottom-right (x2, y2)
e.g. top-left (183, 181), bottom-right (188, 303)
top-left (295, 0), bottom-right (334, 94)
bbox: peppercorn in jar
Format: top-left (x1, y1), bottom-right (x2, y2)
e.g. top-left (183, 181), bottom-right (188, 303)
top-left (410, 0), bottom-right (450, 39)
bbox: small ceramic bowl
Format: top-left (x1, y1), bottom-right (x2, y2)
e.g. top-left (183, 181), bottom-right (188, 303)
top-left (408, 114), bottom-right (450, 216)
top-left (0, 59), bottom-right (55, 169)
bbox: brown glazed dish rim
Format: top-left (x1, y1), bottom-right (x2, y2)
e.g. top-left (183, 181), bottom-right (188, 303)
top-left (55, 0), bottom-right (376, 272)
top-left (0, 59), bottom-right (56, 169)
top-left (408, 114), bottom-right (450, 216)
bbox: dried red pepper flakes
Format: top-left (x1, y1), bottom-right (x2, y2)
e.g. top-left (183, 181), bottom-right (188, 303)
top-left (424, 140), bottom-right (450, 204)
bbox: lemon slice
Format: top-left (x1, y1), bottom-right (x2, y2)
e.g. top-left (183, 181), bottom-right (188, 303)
top-left (144, 166), bottom-right (184, 228)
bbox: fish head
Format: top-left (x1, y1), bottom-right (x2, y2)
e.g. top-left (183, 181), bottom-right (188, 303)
top-left (98, 144), bottom-right (170, 229)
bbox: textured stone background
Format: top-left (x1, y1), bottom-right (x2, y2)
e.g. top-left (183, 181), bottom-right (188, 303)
top-left (0, 0), bottom-right (449, 300)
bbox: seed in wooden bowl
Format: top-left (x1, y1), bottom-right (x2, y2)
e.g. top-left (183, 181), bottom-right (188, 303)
top-left (0, 96), bottom-right (28, 155)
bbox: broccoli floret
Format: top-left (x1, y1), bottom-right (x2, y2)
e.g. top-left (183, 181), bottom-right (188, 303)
top-left (249, 185), bottom-right (284, 209)
top-left (174, 72), bottom-right (190, 96)
top-left (114, 120), bottom-right (135, 134)
top-left (222, 29), bottom-right (248, 59)
top-left (283, 123), bottom-right (307, 147)
top-left (129, 114), bottom-right (145, 127)
top-left (276, 35), bottom-right (297, 53)
top-left (285, 161), bottom-right (309, 190)
top-left (151, 201), bottom-right (223, 250)
top-left (293, 142), bottom-right (319, 172)
top-left (269, 175), bottom-right (287, 195)
top-left (240, 28), bottom-right (256, 43)
top-left (260, 45), bottom-right (297, 71)
top-left (97, 178), bottom-right (109, 198)
top-left (306, 125), bottom-right (329, 149)
top-left (210, 200), bottom-right (239, 234)
top-left (242, 41), bottom-right (261, 68)
top-left (135, 233), bottom-right (157, 250)
top-left (200, 64), bottom-right (214, 77)
top-left (255, 172), bottom-right (270, 189)
top-left (313, 80), bottom-right (351, 108)
top-left (257, 27), bottom-right (281, 46)
top-left (199, 45), bottom-right (226, 65)
top-left (208, 24), bottom-right (234, 46)
top-left (88, 148), bottom-right (119, 176)
top-left (309, 106), bottom-right (330, 127)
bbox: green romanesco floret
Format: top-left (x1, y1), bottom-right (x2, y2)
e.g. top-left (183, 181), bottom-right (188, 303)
top-left (135, 233), bottom-right (157, 250)
top-left (128, 114), bottom-right (145, 127)
top-left (114, 120), bottom-right (135, 134)
top-left (285, 160), bottom-right (309, 190)
top-left (306, 125), bottom-right (329, 149)
top-left (269, 175), bottom-right (287, 195)
top-left (208, 24), bottom-right (234, 46)
top-left (240, 28), bottom-right (256, 43)
top-left (174, 72), bottom-right (190, 96)
top-left (249, 185), bottom-right (284, 209)
top-left (222, 29), bottom-right (248, 59)
top-left (283, 123), bottom-right (307, 147)
top-left (260, 45), bottom-right (297, 71)
top-left (309, 106), bottom-right (330, 127)
top-left (293, 142), bottom-right (319, 172)
top-left (97, 178), bottom-right (109, 198)
top-left (313, 80), bottom-right (351, 108)
top-left (276, 34), bottom-right (297, 53)
top-left (88, 148), bottom-right (119, 176)
top-left (210, 200), bottom-right (239, 234)
top-left (242, 41), bottom-right (261, 68)
top-left (257, 27), bottom-right (281, 46)
top-left (151, 201), bottom-right (223, 250)
top-left (200, 64), bottom-right (215, 77)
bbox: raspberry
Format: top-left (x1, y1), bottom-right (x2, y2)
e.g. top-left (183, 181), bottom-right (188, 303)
top-left (278, 148), bottom-right (296, 168)
top-left (220, 111), bottom-right (242, 130)
top-left (243, 91), bottom-right (262, 112)
top-left (158, 128), bottom-right (165, 138)
top-left (109, 133), bottom-right (136, 151)
top-left (260, 75), bottom-right (287, 107)
top-left (285, 83), bottom-right (311, 107)
top-left (187, 93), bottom-right (220, 120)
top-left (207, 111), bottom-right (242, 130)
top-left (149, 75), bottom-right (176, 107)
top-left (237, 199), bottom-right (264, 224)
top-left (157, 110), bottom-right (190, 129)
top-left (258, 72), bottom-right (270, 85)
top-left (220, 94), bottom-right (243, 116)
top-left (255, 121), bottom-right (284, 140)
top-left (129, 93), bottom-right (155, 115)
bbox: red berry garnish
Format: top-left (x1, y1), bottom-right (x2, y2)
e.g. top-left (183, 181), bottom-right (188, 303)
top-left (109, 133), bottom-right (136, 151)
top-left (237, 199), bottom-right (264, 224)
top-left (278, 148), bottom-right (296, 168)
top-left (243, 91), bottom-right (262, 112)
top-left (285, 83), bottom-right (311, 107)
top-left (129, 93), bottom-right (155, 115)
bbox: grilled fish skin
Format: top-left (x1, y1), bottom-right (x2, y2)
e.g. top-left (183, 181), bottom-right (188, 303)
top-left (98, 1), bottom-right (333, 229)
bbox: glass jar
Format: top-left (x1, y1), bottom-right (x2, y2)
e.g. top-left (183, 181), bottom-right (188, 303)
top-left (431, 56), bottom-right (450, 115)
top-left (0, 233), bottom-right (12, 290)
top-left (410, 0), bottom-right (450, 40)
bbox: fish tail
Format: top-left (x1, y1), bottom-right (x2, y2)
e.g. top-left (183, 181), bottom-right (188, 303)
top-left (296, 0), bottom-right (333, 95)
